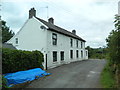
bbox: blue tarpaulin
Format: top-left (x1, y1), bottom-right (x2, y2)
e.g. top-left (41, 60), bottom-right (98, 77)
top-left (4, 68), bottom-right (51, 87)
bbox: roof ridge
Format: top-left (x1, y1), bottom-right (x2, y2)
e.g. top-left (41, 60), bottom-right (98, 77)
top-left (35, 17), bottom-right (86, 42)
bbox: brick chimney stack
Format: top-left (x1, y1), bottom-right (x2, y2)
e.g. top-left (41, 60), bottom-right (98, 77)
top-left (29, 8), bottom-right (36, 19)
top-left (72, 30), bottom-right (76, 35)
top-left (48, 17), bottom-right (54, 24)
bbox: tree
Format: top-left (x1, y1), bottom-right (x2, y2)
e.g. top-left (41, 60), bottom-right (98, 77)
top-left (106, 15), bottom-right (120, 65)
top-left (2, 20), bottom-right (14, 43)
top-left (106, 14), bottom-right (120, 87)
top-left (85, 46), bottom-right (107, 59)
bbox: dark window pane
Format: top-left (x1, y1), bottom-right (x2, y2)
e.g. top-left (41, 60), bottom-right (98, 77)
top-left (86, 51), bottom-right (87, 56)
top-left (76, 40), bottom-right (78, 48)
top-left (76, 50), bottom-right (79, 58)
top-left (81, 50), bottom-right (83, 58)
top-left (53, 51), bottom-right (57, 62)
top-left (81, 42), bottom-right (82, 48)
top-left (16, 38), bottom-right (18, 44)
top-left (52, 33), bottom-right (57, 45)
top-left (61, 51), bottom-right (64, 61)
top-left (70, 38), bottom-right (73, 47)
top-left (70, 50), bottom-right (73, 59)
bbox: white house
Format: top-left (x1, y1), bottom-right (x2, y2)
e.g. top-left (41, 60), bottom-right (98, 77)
top-left (7, 8), bottom-right (88, 69)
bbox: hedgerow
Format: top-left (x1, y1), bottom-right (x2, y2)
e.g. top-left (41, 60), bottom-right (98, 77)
top-left (2, 48), bottom-right (44, 74)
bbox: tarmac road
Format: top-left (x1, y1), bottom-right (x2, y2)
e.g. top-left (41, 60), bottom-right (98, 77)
top-left (26, 59), bottom-right (106, 88)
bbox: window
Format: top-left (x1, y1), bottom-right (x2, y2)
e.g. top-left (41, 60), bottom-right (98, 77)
top-left (15, 38), bottom-right (18, 44)
top-left (76, 40), bottom-right (78, 48)
top-left (70, 50), bottom-right (73, 59)
top-left (52, 33), bottom-right (57, 45)
top-left (76, 50), bottom-right (79, 58)
top-left (81, 42), bottom-right (83, 48)
top-left (86, 51), bottom-right (88, 56)
top-left (53, 51), bottom-right (57, 62)
top-left (60, 51), bottom-right (64, 61)
top-left (81, 50), bottom-right (83, 58)
top-left (70, 38), bottom-right (73, 47)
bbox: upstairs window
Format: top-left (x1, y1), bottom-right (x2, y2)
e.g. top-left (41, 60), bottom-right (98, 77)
top-left (15, 38), bottom-right (18, 44)
top-left (70, 38), bottom-right (73, 47)
top-left (81, 42), bottom-right (83, 48)
top-left (76, 40), bottom-right (78, 48)
top-left (52, 33), bottom-right (57, 45)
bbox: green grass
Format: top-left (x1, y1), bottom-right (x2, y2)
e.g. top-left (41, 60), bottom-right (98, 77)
top-left (100, 65), bottom-right (115, 88)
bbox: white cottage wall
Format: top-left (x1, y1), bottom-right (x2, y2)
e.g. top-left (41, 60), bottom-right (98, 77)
top-left (46, 30), bottom-right (87, 68)
top-left (7, 17), bottom-right (47, 52)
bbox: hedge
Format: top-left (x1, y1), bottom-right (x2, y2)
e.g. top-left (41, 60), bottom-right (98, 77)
top-left (2, 48), bottom-right (44, 74)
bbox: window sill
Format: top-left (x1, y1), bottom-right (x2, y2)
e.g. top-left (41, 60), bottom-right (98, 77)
top-left (15, 44), bottom-right (19, 46)
top-left (60, 61), bottom-right (65, 63)
top-left (53, 45), bottom-right (57, 46)
top-left (53, 61), bottom-right (58, 64)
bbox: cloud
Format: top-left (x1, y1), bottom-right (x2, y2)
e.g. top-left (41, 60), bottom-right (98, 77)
top-left (1, 0), bottom-right (119, 48)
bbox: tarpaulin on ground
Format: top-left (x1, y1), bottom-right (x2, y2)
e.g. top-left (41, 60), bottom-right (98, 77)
top-left (4, 68), bottom-right (51, 87)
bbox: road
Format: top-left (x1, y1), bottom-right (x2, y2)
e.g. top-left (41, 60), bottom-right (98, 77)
top-left (26, 59), bottom-right (106, 88)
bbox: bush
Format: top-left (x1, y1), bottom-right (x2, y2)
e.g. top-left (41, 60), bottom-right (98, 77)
top-left (2, 75), bottom-right (8, 88)
top-left (2, 48), bottom-right (44, 74)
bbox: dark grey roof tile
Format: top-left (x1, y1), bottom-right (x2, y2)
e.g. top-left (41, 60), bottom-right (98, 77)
top-left (36, 17), bottom-right (86, 42)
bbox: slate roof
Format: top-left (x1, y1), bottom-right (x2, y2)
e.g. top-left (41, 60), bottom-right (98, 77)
top-left (36, 17), bottom-right (86, 42)
top-left (2, 43), bottom-right (16, 50)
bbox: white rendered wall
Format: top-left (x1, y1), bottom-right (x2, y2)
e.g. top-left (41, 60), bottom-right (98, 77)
top-left (46, 30), bottom-right (87, 68)
top-left (7, 17), bottom-right (47, 52)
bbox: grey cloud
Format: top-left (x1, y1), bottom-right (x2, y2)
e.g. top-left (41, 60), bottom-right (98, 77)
top-left (1, 0), bottom-right (119, 48)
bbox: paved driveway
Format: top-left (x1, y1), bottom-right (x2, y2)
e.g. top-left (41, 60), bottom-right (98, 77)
top-left (26, 59), bottom-right (106, 88)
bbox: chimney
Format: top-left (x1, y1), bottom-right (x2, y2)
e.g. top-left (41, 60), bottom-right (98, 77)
top-left (29, 8), bottom-right (36, 19)
top-left (48, 17), bottom-right (54, 24)
top-left (72, 30), bottom-right (76, 35)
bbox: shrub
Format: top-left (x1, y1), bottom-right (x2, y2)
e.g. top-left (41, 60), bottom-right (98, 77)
top-left (2, 75), bottom-right (8, 88)
top-left (2, 48), bottom-right (44, 74)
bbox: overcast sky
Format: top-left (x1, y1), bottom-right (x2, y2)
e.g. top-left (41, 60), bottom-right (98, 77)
top-left (1, 0), bottom-right (119, 48)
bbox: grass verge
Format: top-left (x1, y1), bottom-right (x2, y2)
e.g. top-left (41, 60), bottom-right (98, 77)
top-left (100, 64), bottom-right (115, 88)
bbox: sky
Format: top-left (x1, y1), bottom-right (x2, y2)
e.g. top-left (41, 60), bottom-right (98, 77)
top-left (1, 0), bottom-right (120, 48)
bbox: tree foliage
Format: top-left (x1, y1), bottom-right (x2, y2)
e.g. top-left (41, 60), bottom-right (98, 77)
top-left (2, 20), bottom-right (14, 43)
top-left (106, 14), bottom-right (120, 87)
top-left (86, 46), bottom-right (107, 59)
top-left (106, 15), bottom-right (120, 66)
